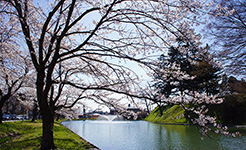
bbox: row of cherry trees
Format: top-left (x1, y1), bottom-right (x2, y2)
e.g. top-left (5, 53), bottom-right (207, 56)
top-left (0, 15), bottom-right (32, 123)
top-left (0, 0), bottom-right (243, 149)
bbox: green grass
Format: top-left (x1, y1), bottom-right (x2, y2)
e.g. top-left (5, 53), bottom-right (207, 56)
top-left (0, 120), bottom-right (96, 150)
top-left (145, 105), bottom-right (189, 124)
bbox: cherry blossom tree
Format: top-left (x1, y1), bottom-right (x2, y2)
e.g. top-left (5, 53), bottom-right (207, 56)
top-left (0, 13), bottom-right (31, 124)
top-left (205, 0), bottom-right (246, 77)
top-left (151, 40), bottom-right (240, 138)
top-left (1, 0), bottom-right (214, 149)
top-left (18, 84), bottom-right (38, 121)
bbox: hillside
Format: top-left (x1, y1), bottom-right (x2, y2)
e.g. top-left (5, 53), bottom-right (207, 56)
top-left (144, 105), bottom-right (189, 124)
top-left (145, 94), bottom-right (246, 125)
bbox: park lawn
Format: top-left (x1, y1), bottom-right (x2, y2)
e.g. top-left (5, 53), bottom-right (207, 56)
top-left (0, 120), bottom-right (95, 150)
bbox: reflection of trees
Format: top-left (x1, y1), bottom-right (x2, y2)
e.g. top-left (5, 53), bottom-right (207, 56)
top-left (150, 123), bottom-right (220, 150)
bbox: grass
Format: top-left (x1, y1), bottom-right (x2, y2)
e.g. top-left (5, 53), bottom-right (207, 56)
top-left (145, 105), bottom-right (189, 124)
top-left (0, 120), bottom-right (96, 150)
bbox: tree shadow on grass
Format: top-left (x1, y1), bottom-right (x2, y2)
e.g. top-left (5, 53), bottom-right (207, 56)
top-left (0, 136), bottom-right (42, 150)
top-left (2, 137), bottom-right (92, 150)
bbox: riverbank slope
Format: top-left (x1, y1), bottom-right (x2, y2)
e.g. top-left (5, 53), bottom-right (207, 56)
top-left (0, 120), bottom-right (97, 150)
top-left (145, 94), bottom-right (246, 125)
top-left (144, 105), bottom-right (189, 124)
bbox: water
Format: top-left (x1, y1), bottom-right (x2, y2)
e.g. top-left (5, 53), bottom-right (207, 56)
top-left (62, 120), bottom-right (246, 150)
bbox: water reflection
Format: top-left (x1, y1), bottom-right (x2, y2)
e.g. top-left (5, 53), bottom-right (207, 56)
top-left (62, 120), bottom-right (245, 150)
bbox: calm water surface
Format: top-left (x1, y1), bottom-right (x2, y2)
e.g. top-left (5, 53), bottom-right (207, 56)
top-left (62, 120), bottom-right (246, 150)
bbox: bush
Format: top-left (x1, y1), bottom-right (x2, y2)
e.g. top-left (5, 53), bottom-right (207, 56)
top-left (209, 94), bottom-right (246, 124)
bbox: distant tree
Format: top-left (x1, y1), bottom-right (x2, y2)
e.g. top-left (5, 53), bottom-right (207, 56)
top-left (191, 59), bottom-right (222, 95)
top-left (228, 77), bottom-right (246, 94)
top-left (152, 41), bottom-right (196, 114)
top-left (211, 75), bottom-right (246, 125)
top-left (152, 39), bottom-right (202, 103)
top-left (0, 15), bottom-right (31, 124)
top-left (2, 93), bottom-right (31, 115)
top-left (18, 86), bottom-right (38, 122)
top-left (31, 100), bottom-right (39, 122)
top-left (205, 0), bottom-right (246, 77)
top-left (220, 76), bottom-right (246, 95)
top-left (220, 94), bottom-right (246, 124)
top-left (162, 42), bottom-right (222, 96)
top-left (151, 40), bottom-right (237, 137)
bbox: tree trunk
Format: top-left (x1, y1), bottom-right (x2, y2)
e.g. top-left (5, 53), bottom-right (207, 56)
top-left (0, 97), bottom-right (9, 124)
top-left (0, 98), bottom-right (4, 124)
top-left (0, 108), bottom-right (3, 124)
top-left (158, 104), bottom-right (163, 116)
top-left (39, 96), bottom-right (55, 150)
top-left (0, 91), bottom-right (11, 124)
top-left (39, 104), bottom-right (56, 150)
top-left (56, 114), bottom-right (60, 121)
top-left (41, 109), bottom-right (55, 150)
top-left (0, 91), bottom-right (3, 124)
top-left (31, 103), bottom-right (38, 122)
top-left (36, 70), bottom-right (56, 150)
top-left (144, 99), bottom-right (150, 114)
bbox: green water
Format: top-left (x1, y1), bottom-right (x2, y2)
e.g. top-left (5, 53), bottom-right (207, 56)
top-left (62, 120), bottom-right (246, 150)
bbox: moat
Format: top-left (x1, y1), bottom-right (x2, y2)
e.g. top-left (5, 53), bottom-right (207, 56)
top-left (62, 120), bottom-right (246, 150)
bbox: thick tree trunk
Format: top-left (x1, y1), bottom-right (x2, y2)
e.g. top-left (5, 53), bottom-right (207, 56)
top-left (36, 70), bottom-right (56, 150)
top-left (39, 101), bottom-right (56, 149)
top-left (39, 94), bottom-right (55, 149)
top-left (41, 108), bottom-right (55, 150)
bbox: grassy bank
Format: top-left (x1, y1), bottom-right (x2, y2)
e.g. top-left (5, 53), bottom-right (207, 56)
top-left (145, 96), bottom-right (246, 125)
top-left (0, 120), bottom-right (96, 150)
top-left (145, 105), bottom-right (189, 124)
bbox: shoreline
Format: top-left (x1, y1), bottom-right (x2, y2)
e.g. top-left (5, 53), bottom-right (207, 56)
top-left (146, 120), bottom-right (246, 129)
top-left (227, 124), bottom-right (246, 129)
top-left (60, 120), bottom-right (100, 150)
